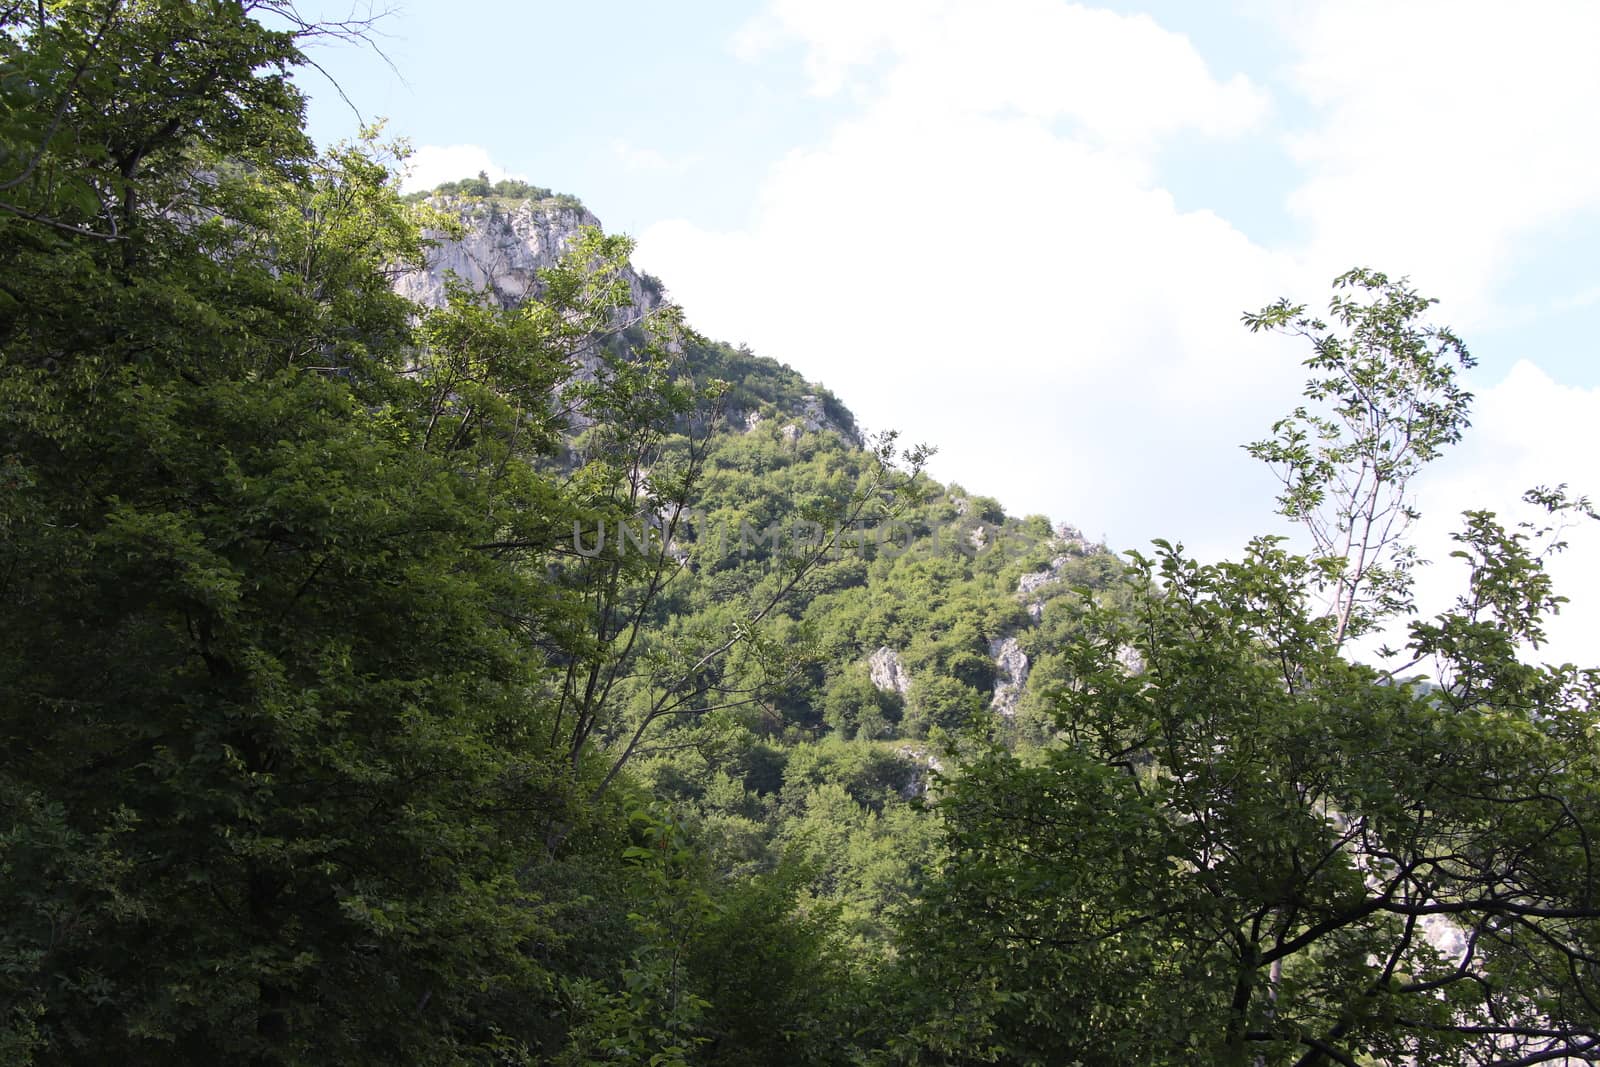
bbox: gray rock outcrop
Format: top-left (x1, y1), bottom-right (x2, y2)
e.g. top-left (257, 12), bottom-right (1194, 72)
top-left (989, 636), bottom-right (1029, 717)
top-left (1018, 556), bottom-right (1072, 622)
top-left (1015, 525), bottom-right (1101, 621)
top-left (777, 394), bottom-right (859, 447)
top-left (395, 195), bottom-right (662, 322)
top-left (394, 192), bottom-right (865, 447)
top-left (868, 646), bottom-right (911, 697)
top-left (894, 745), bottom-right (943, 799)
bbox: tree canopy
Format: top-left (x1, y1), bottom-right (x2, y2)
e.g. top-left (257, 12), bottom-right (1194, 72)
top-left (2, 5), bottom-right (1596, 1065)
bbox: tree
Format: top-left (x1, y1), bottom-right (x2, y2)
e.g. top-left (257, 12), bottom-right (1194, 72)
top-left (1, 6), bottom-right (929, 1060)
top-left (1243, 269), bottom-right (1475, 648)
top-left (897, 272), bottom-right (1600, 1066)
top-left (0, 6), bottom-right (622, 1060)
top-left (547, 407), bottom-right (930, 816)
top-left (0, 0), bottom-right (315, 248)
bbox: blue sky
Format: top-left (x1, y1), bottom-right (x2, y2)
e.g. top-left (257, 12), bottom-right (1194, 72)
top-left (295, 1), bottom-right (847, 232)
top-left (292, 1), bottom-right (1600, 663)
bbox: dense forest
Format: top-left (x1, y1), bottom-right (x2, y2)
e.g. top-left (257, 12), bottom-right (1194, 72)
top-left (3, 4), bottom-right (1599, 1065)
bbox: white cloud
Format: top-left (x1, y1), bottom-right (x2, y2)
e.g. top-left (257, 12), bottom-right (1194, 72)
top-left (400, 144), bottom-right (524, 193)
top-left (1281, 0), bottom-right (1600, 326)
top-left (1393, 362), bottom-right (1600, 669)
top-left (731, 0), bottom-right (925, 96)
top-left (643, 1), bottom-right (1291, 557)
top-left (638, 0), bottom-right (1600, 659)
top-left (741, 0), bottom-right (1268, 149)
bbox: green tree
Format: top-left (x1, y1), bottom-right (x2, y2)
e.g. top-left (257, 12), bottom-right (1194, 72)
top-left (0, 5), bottom-right (632, 1060)
top-left (0, 0), bottom-right (310, 247)
top-left (1243, 269), bottom-right (1475, 648)
top-left (897, 273), bottom-right (1600, 1066)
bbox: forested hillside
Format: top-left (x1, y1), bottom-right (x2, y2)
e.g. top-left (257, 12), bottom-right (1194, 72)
top-left (4, 5), bottom-right (1599, 1066)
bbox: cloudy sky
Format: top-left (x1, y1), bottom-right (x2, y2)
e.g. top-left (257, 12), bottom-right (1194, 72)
top-left (294, 0), bottom-right (1600, 664)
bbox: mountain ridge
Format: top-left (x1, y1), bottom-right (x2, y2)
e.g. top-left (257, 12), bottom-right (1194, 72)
top-left (398, 189), bottom-right (864, 448)
top-left (392, 183), bottom-right (1119, 744)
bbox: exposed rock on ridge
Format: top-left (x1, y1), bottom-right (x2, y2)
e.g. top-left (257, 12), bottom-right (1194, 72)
top-left (989, 636), bottom-right (1029, 718)
top-left (394, 191), bottom-right (862, 446)
top-left (395, 195), bottom-right (663, 321)
top-left (1016, 523), bottom-right (1097, 621)
top-left (894, 745), bottom-right (943, 799)
top-left (868, 646), bottom-right (911, 697)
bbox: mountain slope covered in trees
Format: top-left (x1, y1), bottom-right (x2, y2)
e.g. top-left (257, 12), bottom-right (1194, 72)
top-left (3, 5), bottom-right (1599, 1066)
top-left (390, 183), bottom-right (1130, 963)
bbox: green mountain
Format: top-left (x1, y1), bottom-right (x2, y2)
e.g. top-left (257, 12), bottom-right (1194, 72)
top-left (6, 8), bottom-right (1595, 1059)
top-left (396, 187), bottom-right (1130, 951)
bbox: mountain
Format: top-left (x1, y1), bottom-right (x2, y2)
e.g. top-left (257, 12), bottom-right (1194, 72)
top-left (397, 186), bottom-right (1120, 726)
top-left (400, 190), bottom-right (862, 446)
top-left (393, 185), bottom-right (1127, 950)
top-left (12, 11), bottom-right (1593, 1057)
top-left (396, 192), bottom-right (665, 323)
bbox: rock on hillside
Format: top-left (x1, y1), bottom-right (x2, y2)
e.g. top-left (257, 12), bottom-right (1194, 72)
top-left (394, 187), bottom-right (861, 445)
top-left (395, 194), bottom-right (663, 320)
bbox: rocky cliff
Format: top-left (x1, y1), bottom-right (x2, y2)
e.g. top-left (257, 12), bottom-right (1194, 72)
top-left (390, 182), bottom-right (1113, 739)
top-left (396, 194), bottom-right (663, 320)
top-left (395, 189), bottom-right (861, 445)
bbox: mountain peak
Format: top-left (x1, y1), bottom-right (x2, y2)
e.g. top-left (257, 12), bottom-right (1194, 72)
top-left (395, 189), bottom-right (663, 317)
top-left (395, 183), bottom-right (862, 446)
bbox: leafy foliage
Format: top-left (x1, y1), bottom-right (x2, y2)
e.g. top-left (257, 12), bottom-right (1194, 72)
top-left (1244, 269), bottom-right (1475, 646)
top-left (403, 171), bottom-right (585, 210)
top-left (898, 277), bottom-right (1600, 1066)
top-left (5, 9), bottom-right (1596, 1065)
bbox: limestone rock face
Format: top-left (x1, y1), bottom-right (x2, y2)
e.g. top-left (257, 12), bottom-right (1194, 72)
top-left (894, 745), bottom-right (943, 799)
top-left (394, 195), bottom-right (663, 321)
top-left (395, 192), bottom-right (866, 446)
top-left (1015, 525), bottom-right (1102, 621)
top-left (1017, 557), bottom-right (1072, 599)
top-left (989, 635), bottom-right (1029, 717)
top-left (1053, 522), bottom-right (1092, 553)
top-left (1018, 556), bottom-right (1072, 622)
top-left (799, 395), bottom-right (828, 431)
top-left (391, 195), bottom-right (664, 434)
top-left (868, 646), bottom-right (911, 697)
top-left (776, 394), bottom-right (860, 447)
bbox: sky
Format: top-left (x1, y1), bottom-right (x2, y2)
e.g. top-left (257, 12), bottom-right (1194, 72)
top-left (290, 0), bottom-right (1600, 666)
